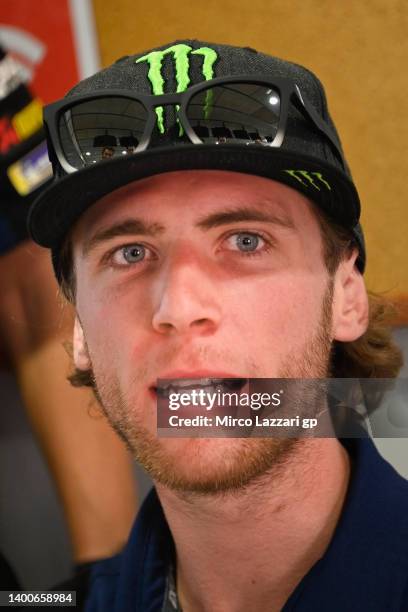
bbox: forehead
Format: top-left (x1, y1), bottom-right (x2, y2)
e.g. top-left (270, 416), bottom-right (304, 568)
top-left (71, 170), bottom-right (320, 243)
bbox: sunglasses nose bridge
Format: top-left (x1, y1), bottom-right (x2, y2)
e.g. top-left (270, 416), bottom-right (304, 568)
top-left (149, 92), bottom-right (183, 107)
top-left (145, 94), bottom-right (188, 142)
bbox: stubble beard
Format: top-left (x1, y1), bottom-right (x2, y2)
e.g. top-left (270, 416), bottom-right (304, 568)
top-left (90, 280), bottom-right (334, 495)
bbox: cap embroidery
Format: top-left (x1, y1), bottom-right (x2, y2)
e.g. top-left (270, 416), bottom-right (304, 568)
top-left (284, 169), bottom-right (331, 191)
top-left (136, 43), bottom-right (218, 133)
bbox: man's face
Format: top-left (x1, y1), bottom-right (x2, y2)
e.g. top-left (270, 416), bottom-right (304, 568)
top-left (72, 170), bottom-right (335, 493)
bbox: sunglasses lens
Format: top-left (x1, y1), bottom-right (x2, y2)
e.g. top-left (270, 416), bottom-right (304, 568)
top-left (186, 83), bottom-right (281, 144)
top-left (58, 97), bottom-right (148, 168)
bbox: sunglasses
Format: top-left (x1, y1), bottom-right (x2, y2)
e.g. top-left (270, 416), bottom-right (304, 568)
top-left (43, 75), bottom-right (346, 174)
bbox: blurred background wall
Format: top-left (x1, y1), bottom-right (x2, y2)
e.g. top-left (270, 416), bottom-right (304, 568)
top-left (0, 0), bottom-right (407, 590)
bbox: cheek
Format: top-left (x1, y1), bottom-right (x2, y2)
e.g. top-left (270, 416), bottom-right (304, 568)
top-left (224, 273), bottom-right (328, 354)
top-left (76, 285), bottom-right (147, 376)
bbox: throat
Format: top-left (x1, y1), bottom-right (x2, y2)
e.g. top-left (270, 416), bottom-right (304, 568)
top-left (158, 438), bottom-right (351, 612)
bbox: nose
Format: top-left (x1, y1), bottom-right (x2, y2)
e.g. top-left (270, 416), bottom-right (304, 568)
top-left (151, 247), bottom-right (222, 336)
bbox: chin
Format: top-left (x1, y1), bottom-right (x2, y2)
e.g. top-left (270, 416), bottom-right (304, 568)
top-left (154, 436), bottom-right (247, 471)
top-left (132, 434), bottom-right (296, 494)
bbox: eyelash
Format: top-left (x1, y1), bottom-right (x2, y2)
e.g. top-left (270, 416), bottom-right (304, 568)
top-left (104, 230), bottom-right (273, 268)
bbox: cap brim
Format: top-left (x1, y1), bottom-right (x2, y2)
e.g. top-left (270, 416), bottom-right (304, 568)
top-left (28, 143), bottom-right (360, 248)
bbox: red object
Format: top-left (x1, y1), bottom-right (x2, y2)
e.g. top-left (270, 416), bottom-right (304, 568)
top-left (0, 117), bottom-right (20, 153)
top-left (0, 0), bottom-right (80, 103)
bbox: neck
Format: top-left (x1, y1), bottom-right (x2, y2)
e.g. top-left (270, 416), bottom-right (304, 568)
top-left (156, 438), bottom-right (351, 612)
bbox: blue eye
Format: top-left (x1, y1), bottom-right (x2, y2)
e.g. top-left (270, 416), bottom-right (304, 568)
top-left (111, 244), bottom-right (148, 266)
top-left (235, 233), bottom-right (260, 252)
top-left (122, 245), bottom-right (145, 262)
top-left (223, 231), bottom-right (271, 258)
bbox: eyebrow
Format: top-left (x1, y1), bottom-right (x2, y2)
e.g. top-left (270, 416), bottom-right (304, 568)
top-left (195, 206), bottom-right (296, 231)
top-left (82, 205), bottom-right (296, 257)
top-left (82, 219), bottom-right (166, 256)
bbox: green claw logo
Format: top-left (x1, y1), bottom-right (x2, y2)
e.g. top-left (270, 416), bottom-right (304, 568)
top-left (284, 170), bottom-right (331, 191)
top-left (136, 43), bottom-right (218, 134)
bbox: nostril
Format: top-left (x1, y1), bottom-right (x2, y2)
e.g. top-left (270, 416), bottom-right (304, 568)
top-left (190, 317), bottom-right (217, 336)
top-left (196, 318), bottom-right (210, 326)
top-left (157, 321), bottom-right (176, 332)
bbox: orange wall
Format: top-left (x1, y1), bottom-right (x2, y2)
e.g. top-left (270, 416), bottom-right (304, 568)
top-left (92, 0), bottom-right (408, 313)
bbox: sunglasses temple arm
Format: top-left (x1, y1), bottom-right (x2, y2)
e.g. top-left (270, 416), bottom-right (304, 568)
top-left (294, 90), bottom-right (348, 171)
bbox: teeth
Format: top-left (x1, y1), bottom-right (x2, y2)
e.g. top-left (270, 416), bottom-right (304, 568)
top-left (160, 378), bottom-right (227, 389)
top-left (157, 384), bottom-right (218, 398)
top-left (156, 378), bottom-right (247, 398)
top-left (161, 378), bottom-right (216, 390)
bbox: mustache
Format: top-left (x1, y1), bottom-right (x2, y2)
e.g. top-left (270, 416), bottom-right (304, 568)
top-left (131, 342), bottom-right (259, 380)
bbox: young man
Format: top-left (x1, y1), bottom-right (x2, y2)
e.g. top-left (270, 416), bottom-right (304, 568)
top-left (28, 40), bottom-right (408, 611)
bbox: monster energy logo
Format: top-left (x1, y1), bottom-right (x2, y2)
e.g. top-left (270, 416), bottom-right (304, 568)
top-left (136, 43), bottom-right (218, 134)
top-left (284, 170), bottom-right (331, 191)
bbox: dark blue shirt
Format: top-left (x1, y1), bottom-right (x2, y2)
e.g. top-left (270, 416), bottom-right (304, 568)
top-left (85, 437), bottom-right (408, 611)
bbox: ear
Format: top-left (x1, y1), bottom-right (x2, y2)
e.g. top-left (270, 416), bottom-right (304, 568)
top-left (332, 250), bottom-right (369, 342)
top-left (73, 316), bottom-right (91, 370)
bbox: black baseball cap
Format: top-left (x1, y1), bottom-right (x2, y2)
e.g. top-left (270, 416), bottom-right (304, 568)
top-left (27, 40), bottom-right (366, 277)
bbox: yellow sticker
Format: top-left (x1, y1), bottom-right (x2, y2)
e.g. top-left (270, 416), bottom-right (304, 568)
top-left (11, 99), bottom-right (43, 141)
top-left (7, 163), bottom-right (29, 195)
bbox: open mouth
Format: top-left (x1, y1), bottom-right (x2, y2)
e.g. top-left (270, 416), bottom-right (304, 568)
top-left (153, 378), bottom-right (248, 398)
